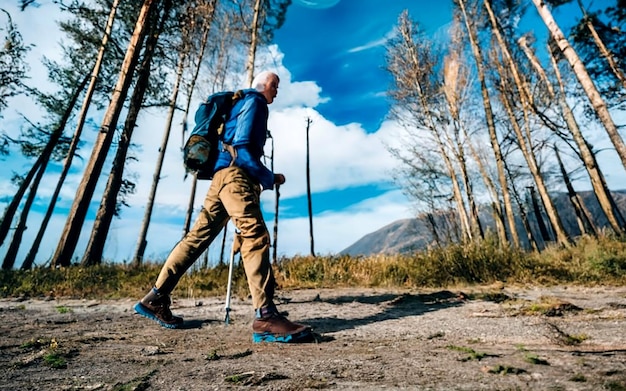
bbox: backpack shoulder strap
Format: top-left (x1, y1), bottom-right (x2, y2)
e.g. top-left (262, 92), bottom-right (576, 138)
top-left (220, 90), bottom-right (248, 166)
top-left (233, 89), bottom-right (245, 101)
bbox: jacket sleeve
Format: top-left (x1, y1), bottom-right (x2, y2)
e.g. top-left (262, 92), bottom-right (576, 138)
top-left (234, 146), bottom-right (275, 190)
top-left (231, 94), bottom-right (275, 190)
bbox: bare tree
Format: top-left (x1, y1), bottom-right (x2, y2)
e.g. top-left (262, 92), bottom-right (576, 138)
top-left (131, 0), bottom-right (214, 267)
top-left (1, 75), bottom-right (89, 270)
top-left (22, 0), bottom-right (120, 268)
top-left (82, 0), bottom-right (172, 266)
top-left (518, 34), bottom-right (626, 235)
top-left (441, 22), bottom-right (484, 241)
top-left (51, 0), bottom-right (158, 267)
top-left (531, 0), bottom-right (626, 171)
top-left (3, 157), bottom-right (47, 269)
top-left (180, 1), bottom-right (221, 242)
top-left (456, 0), bottom-right (520, 247)
top-left (387, 11), bottom-right (474, 243)
top-left (485, 0), bottom-right (571, 247)
top-left (553, 144), bottom-right (597, 236)
top-left (566, 0), bottom-right (626, 92)
top-left (245, 0), bottom-right (262, 87)
top-left (578, 13), bottom-right (626, 90)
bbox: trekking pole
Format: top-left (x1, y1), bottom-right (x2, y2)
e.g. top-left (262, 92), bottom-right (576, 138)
top-left (224, 229), bottom-right (241, 324)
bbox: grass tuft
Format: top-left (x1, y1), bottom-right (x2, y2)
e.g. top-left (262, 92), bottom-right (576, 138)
top-left (446, 345), bottom-right (492, 361)
top-left (43, 352), bottom-right (66, 369)
top-left (488, 364), bottom-right (526, 375)
top-left (0, 236), bottom-right (624, 299)
top-left (55, 306), bottom-right (72, 314)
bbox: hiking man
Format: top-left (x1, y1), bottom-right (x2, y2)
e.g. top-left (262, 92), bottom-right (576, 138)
top-left (135, 71), bottom-right (312, 343)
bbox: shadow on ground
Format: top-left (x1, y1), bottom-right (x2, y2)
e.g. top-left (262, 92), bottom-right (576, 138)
top-left (297, 290), bottom-right (466, 334)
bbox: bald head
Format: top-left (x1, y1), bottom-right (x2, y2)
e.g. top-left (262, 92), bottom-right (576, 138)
top-left (252, 71), bottom-right (280, 104)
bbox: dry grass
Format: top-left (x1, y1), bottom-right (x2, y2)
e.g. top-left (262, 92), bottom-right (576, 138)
top-left (1, 235), bottom-right (625, 299)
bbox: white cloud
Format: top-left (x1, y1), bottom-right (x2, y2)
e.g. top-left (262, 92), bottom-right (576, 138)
top-left (347, 37), bottom-right (387, 54)
top-left (268, 108), bottom-right (401, 199)
top-left (347, 27), bottom-right (396, 54)
top-left (276, 189), bottom-right (411, 256)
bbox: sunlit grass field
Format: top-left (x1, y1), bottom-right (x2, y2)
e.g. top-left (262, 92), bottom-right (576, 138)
top-left (1, 235), bottom-right (625, 299)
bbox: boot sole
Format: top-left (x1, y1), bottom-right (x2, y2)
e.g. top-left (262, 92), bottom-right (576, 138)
top-left (253, 329), bottom-right (313, 343)
top-left (133, 302), bottom-right (182, 329)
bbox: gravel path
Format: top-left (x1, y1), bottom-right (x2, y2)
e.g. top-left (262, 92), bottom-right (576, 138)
top-left (1, 285), bottom-right (625, 390)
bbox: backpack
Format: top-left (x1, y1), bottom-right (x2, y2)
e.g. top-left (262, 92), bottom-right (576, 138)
top-left (183, 90), bottom-right (245, 179)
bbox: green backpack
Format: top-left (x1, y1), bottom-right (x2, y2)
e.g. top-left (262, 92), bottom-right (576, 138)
top-left (183, 90), bottom-right (244, 179)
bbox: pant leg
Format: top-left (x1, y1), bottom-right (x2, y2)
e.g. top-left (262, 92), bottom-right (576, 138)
top-left (155, 176), bottom-right (229, 294)
top-left (218, 167), bottom-right (274, 310)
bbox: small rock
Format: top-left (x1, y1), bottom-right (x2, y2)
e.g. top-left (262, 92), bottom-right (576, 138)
top-left (141, 346), bottom-right (162, 356)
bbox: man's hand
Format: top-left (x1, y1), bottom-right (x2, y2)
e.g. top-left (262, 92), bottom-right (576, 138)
top-left (274, 173), bottom-right (286, 186)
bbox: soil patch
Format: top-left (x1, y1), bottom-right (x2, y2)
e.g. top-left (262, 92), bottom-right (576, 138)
top-left (1, 285), bottom-right (625, 390)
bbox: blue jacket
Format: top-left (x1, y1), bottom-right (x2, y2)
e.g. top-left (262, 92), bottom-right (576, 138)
top-left (213, 89), bottom-right (275, 190)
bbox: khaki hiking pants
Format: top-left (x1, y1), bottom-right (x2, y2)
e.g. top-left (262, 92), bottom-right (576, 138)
top-left (155, 166), bottom-right (274, 310)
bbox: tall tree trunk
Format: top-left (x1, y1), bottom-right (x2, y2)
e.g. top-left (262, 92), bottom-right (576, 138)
top-left (518, 35), bottom-right (626, 235)
top-left (440, 143), bottom-right (472, 242)
top-left (531, 0), bottom-right (626, 170)
top-left (445, 114), bottom-right (484, 240)
top-left (82, 0), bottom-right (170, 266)
top-left (4, 75), bottom-right (88, 270)
top-left (178, 0), bottom-right (219, 259)
top-left (467, 140), bottom-right (506, 243)
top-left (495, 56), bottom-right (571, 247)
top-left (576, 0), bottom-right (626, 90)
top-left (505, 163), bottom-right (539, 252)
top-left (180, 0), bottom-right (216, 147)
top-left (23, 0), bottom-right (119, 267)
top-left (183, 174), bottom-right (198, 237)
top-left (0, 72), bottom-right (88, 249)
top-left (442, 51), bottom-right (484, 241)
top-left (528, 186), bottom-right (552, 244)
top-left (50, 0), bottom-right (157, 267)
top-left (0, 157), bottom-right (42, 247)
top-left (457, 0), bottom-right (520, 247)
top-left (245, 0), bottom-right (262, 87)
top-left (554, 145), bottom-right (597, 236)
top-left (305, 117), bottom-right (315, 256)
top-left (132, 49), bottom-right (185, 267)
top-left (3, 158), bottom-right (47, 269)
top-left (486, 0), bottom-right (571, 247)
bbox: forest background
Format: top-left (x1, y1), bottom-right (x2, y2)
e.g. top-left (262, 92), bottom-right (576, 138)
top-left (0, 0), bottom-right (625, 277)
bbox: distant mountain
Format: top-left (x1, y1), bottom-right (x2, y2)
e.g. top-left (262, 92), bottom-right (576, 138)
top-left (341, 190), bottom-right (626, 256)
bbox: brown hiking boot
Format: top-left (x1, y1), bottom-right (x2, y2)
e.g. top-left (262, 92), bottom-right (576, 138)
top-left (134, 288), bottom-right (183, 329)
top-left (252, 305), bottom-right (312, 343)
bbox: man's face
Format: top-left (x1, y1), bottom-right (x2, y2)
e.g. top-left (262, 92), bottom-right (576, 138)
top-left (263, 75), bottom-right (279, 104)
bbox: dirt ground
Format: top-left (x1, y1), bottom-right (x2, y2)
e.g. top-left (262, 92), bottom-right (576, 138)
top-left (1, 285), bottom-right (626, 391)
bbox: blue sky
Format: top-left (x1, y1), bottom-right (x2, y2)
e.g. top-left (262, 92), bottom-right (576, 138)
top-left (276, 0), bottom-right (453, 133)
top-left (1, 0), bottom-right (624, 266)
